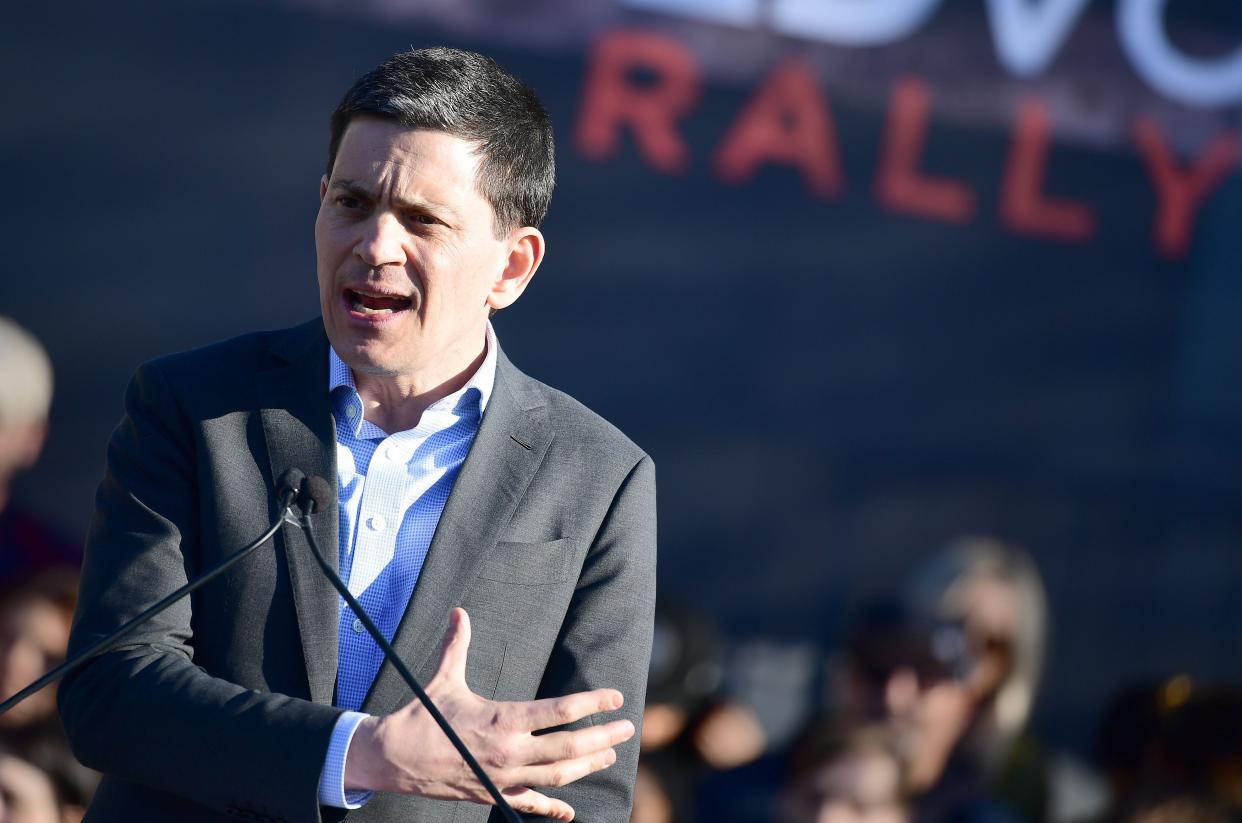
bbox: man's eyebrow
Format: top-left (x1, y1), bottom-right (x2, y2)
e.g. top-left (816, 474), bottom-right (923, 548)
top-left (330, 178), bottom-right (458, 221)
top-left (330, 179), bottom-right (373, 200)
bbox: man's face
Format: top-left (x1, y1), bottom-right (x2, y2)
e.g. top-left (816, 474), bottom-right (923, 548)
top-left (315, 118), bottom-right (528, 379)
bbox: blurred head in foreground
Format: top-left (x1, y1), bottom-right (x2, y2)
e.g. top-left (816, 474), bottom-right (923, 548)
top-left (0, 747), bottom-right (61, 823)
top-left (781, 720), bottom-right (909, 823)
top-left (0, 734), bottom-right (95, 823)
top-left (0, 319), bottom-right (53, 514)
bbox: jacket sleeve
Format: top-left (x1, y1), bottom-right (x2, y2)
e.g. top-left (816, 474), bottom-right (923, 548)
top-left (58, 360), bottom-right (342, 823)
top-left (501, 454), bottom-right (657, 823)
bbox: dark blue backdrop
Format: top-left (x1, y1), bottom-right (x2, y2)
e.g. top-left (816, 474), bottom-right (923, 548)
top-left (4, 0), bottom-right (1241, 753)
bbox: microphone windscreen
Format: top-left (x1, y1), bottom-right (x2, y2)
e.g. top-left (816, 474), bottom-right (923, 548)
top-left (276, 468), bottom-right (306, 503)
top-left (302, 475), bottom-right (335, 514)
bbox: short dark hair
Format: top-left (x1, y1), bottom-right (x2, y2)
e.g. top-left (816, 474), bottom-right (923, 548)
top-left (327, 47), bottom-right (555, 234)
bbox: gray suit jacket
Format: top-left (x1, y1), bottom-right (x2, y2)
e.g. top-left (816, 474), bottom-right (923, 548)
top-left (59, 319), bottom-right (656, 823)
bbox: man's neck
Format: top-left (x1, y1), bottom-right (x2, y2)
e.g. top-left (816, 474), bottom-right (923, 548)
top-left (353, 344), bottom-right (487, 434)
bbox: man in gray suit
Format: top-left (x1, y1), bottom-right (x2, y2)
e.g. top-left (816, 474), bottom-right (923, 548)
top-left (59, 48), bottom-right (656, 823)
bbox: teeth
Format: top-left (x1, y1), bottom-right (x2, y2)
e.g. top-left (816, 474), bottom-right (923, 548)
top-left (349, 294), bottom-right (393, 315)
top-left (348, 289), bottom-right (412, 317)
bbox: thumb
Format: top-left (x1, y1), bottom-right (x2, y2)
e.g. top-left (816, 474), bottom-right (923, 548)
top-left (433, 607), bottom-right (472, 687)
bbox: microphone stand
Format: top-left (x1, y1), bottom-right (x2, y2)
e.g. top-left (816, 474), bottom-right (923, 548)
top-left (294, 485), bottom-right (523, 823)
top-left (0, 476), bottom-right (301, 718)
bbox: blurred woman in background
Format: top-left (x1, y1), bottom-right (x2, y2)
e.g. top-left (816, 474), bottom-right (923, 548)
top-left (901, 537), bottom-right (1103, 823)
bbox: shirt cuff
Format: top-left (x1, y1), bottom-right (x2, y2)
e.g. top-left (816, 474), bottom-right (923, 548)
top-left (318, 711), bottom-right (374, 809)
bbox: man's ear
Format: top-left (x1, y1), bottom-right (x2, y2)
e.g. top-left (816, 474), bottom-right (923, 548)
top-left (319, 175), bottom-right (329, 202)
top-left (488, 227), bottom-right (545, 312)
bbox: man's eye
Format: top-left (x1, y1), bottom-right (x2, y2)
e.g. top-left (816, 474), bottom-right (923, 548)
top-left (337, 196), bottom-right (364, 210)
top-left (411, 214), bottom-right (439, 226)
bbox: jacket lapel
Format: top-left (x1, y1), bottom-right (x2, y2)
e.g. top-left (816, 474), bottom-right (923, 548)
top-left (257, 320), bottom-right (340, 706)
top-left (361, 350), bottom-right (553, 714)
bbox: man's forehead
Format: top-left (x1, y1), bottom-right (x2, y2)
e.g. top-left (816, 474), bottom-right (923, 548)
top-left (331, 122), bottom-right (482, 204)
top-left (337, 118), bottom-right (482, 170)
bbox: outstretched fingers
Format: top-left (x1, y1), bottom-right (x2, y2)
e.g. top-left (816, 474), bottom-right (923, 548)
top-left (502, 746), bottom-right (621, 793)
top-left (523, 719), bottom-right (635, 765)
top-left (502, 688), bottom-right (624, 733)
top-left (500, 787), bottom-right (576, 822)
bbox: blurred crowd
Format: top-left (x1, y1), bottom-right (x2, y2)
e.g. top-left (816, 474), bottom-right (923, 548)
top-left (634, 538), bottom-right (1242, 823)
top-left (0, 317), bottom-right (96, 823)
top-left (0, 312), bottom-right (1239, 823)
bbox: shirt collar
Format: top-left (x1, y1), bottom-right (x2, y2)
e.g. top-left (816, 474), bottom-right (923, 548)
top-left (328, 322), bottom-right (498, 437)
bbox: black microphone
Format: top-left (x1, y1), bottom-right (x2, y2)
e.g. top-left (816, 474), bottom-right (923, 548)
top-left (0, 469), bottom-right (306, 717)
top-left (297, 473), bottom-right (334, 516)
top-left (294, 475), bottom-right (523, 823)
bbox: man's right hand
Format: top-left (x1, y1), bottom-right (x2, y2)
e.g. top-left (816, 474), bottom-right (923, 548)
top-left (342, 607), bottom-right (635, 821)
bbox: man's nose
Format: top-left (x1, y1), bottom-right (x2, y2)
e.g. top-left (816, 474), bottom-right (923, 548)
top-left (354, 212), bottom-right (407, 268)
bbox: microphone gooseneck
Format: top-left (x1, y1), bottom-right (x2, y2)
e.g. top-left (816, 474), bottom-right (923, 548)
top-left (276, 467), bottom-right (307, 509)
top-left (0, 474), bottom-right (302, 718)
top-left (294, 476), bottom-right (523, 823)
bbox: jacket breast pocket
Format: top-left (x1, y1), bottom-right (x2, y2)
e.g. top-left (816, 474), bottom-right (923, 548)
top-left (477, 537), bottom-right (581, 585)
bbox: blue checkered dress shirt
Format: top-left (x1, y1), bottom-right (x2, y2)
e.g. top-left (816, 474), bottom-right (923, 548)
top-left (316, 325), bottom-right (497, 808)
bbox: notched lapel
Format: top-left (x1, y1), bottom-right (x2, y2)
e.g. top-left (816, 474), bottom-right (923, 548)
top-left (257, 322), bottom-right (340, 706)
top-left (361, 353), bottom-right (553, 715)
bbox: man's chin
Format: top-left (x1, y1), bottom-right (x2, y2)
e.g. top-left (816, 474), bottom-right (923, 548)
top-left (333, 341), bottom-right (406, 378)
top-left (324, 325), bottom-right (400, 372)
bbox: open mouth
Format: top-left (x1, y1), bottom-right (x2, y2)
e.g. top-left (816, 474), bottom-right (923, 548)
top-left (344, 288), bottom-right (414, 317)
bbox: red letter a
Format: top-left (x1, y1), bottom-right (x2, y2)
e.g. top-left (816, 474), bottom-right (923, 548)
top-left (714, 60), bottom-right (844, 198)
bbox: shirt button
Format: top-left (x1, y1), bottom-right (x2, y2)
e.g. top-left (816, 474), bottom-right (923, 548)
top-left (345, 405), bottom-right (357, 419)
top-left (385, 443), bottom-right (406, 461)
top-left (352, 618), bottom-right (363, 633)
top-left (366, 514), bottom-right (386, 532)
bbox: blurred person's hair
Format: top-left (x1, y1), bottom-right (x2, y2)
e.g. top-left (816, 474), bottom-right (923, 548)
top-left (781, 717), bottom-right (910, 823)
top-left (786, 718), bottom-right (907, 788)
top-left (904, 536), bottom-right (1048, 756)
top-left (0, 744), bottom-right (61, 823)
top-left (1165, 683), bottom-right (1242, 770)
top-left (0, 568), bottom-right (78, 626)
top-left (1113, 786), bottom-right (1238, 823)
top-left (646, 601), bottom-right (724, 712)
top-left (1098, 677), bottom-right (1242, 806)
top-left (841, 598), bottom-right (965, 692)
top-left (0, 317), bottom-right (53, 426)
top-left (1095, 681), bottom-right (1168, 786)
top-left (19, 729), bottom-right (99, 815)
top-left (326, 47), bottom-right (556, 233)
